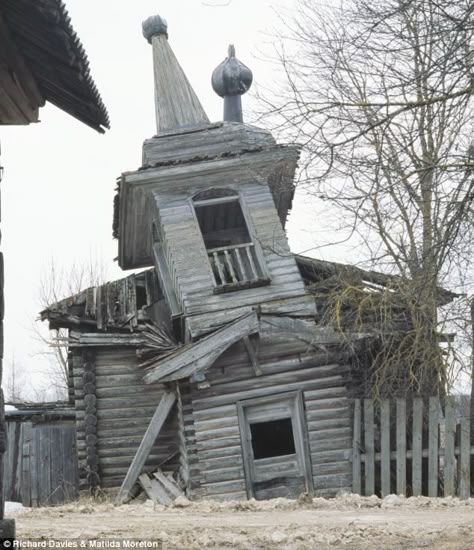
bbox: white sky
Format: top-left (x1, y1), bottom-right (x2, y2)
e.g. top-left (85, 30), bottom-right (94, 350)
top-left (2, 0), bottom-right (341, 397)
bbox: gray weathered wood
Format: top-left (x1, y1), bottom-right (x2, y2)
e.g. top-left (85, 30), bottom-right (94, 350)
top-left (138, 473), bottom-right (172, 505)
top-left (396, 398), bottom-right (406, 496)
top-left (352, 399), bottom-right (361, 494)
top-left (459, 396), bottom-right (470, 499)
top-left (444, 397), bottom-right (456, 497)
top-left (380, 399), bottom-right (391, 497)
top-left (412, 398), bottom-right (423, 497)
top-left (364, 400), bottom-right (375, 495)
top-left (144, 311), bottom-right (259, 383)
top-left (428, 397), bottom-right (439, 497)
top-left (115, 391), bottom-right (176, 504)
top-left (153, 471), bottom-right (184, 499)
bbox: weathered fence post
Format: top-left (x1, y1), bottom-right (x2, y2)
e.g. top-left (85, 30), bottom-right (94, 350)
top-left (352, 399), bottom-right (361, 494)
top-left (396, 398), bottom-right (407, 495)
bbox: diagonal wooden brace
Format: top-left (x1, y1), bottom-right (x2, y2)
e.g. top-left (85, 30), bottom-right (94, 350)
top-left (115, 391), bottom-right (176, 504)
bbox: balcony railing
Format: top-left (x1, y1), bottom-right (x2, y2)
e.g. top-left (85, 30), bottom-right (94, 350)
top-left (207, 243), bottom-right (269, 291)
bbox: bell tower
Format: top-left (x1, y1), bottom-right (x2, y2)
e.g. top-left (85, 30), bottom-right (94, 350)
top-left (114, 15), bottom-right (315, 341)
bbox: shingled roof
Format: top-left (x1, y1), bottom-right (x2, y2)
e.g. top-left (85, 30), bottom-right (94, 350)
top-left (0, 0), bottom-right (109, 132)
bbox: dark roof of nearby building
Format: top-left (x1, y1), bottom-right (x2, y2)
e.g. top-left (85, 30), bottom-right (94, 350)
top-left (0, 0), bottom-right (109, 132)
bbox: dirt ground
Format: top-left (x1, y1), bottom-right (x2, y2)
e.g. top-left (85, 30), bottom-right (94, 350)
top-left (11, 494), bottom-right (474, 549)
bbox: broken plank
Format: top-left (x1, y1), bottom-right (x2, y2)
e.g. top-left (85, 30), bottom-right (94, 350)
top-left (138, 474), bottom-right (173, 505)
top-left (153, 471), bottom-right (184, 499)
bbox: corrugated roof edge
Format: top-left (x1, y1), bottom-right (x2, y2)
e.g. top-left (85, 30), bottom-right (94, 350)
top-left (50, 0), bottom-right (110, 132)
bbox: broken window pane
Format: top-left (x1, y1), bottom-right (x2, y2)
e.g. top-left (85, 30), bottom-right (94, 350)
top-left (250, 418), bottom-right (296, 459)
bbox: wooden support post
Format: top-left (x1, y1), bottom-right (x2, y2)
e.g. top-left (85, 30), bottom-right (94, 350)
top-left (396, 398), bottom-right (406, 495)
top-left (243, 335), bottom-right (262, 376)
top-left (115, 391), bottom-right (176, 504)
top-left (352, 399), bottom-right (361, 494)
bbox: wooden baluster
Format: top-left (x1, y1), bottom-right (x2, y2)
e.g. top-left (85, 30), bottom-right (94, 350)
top-left (212, 252), bottom-right (226, 285)
top-left (234, 247), bottom-right (246, 281)
top-left (224, 249), bottom-right (238, 283)
top-left (245, 245), bottom-right (258, 280)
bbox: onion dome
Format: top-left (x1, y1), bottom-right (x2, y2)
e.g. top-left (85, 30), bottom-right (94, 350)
top-left (212, 45), bottom-right (253, 97)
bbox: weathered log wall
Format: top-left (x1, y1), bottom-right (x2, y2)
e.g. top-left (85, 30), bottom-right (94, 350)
top-left (71, 348), bottom-right (179, 489)
top-left (181, 338), bottom-right (353, 500)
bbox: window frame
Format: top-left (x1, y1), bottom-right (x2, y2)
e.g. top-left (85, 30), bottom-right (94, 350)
top-left (190, 189), bottom-right (270, 293)
top-left (237, 391), bottom-right (313, 498)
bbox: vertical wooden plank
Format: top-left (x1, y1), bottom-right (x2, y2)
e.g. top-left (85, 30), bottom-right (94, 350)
top-left (30, 423), bottom-right (38, 507)
top-left (237, 401), bottom-right (255, 499)
top-left (459, 395), bottom-right (470, 499)
top-left (364, 400), bottom-right (375, 495)
top-left (21, 422), bottom-right (32, 507)
top-left (428, 397), bottom-right (439, 497)
top-left (396, 398), bottom-right (407, 495)
top-left (412, 398), bottom-right (423, 497)
top-left (352, 399), bottom-right (361, 494)
top-left (444, 397), bottom-right (456, 497)
top-left (380, 399), bottom-right (391, 496)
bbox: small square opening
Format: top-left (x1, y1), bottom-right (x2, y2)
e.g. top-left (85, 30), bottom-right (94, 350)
top-left (250, 417), bottom-right (296, 459)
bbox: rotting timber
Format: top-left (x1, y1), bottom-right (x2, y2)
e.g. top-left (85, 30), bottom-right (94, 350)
top-left (40, 15), bottom-right (453, 504)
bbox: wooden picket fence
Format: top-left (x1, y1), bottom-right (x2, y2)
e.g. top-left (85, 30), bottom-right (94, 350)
top-left (353, 396), bottom-right (473, 498)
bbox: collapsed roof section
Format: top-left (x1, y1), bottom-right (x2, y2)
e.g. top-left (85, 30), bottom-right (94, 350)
top-left (0, 0), bottom-right (109, 132)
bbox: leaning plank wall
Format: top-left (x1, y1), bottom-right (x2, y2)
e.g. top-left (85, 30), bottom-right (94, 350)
top-left (72, 348), bottom-right (179, 489)
top-left (3, 417), bottom-right (78, 506)
top-left (182, 339), bottom-right (353, 500)
top-left (155, 180), bottom-right (314, 337)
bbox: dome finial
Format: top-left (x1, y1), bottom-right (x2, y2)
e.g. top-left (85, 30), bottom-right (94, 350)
top-left (212, 45), bottom-right (253, 123)
top-left (142, 14), bottom-right (168, 43)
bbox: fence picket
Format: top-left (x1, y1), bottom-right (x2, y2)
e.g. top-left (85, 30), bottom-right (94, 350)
top-left (354, 396), bottom-right (473, 499)
top-left (364, 400), bottom-right (375, 495)
top-left (396, 398), bottom-right (407, 495)
top-left (428, 397), bottom-right (439, 497)
top-left (352, 399), bottom-right (361, 494)
top-left (459, 396), bottom-right (470, 499)
top-left (444, 397), bottom-right (456, 497)
top-left (380, 399), bottom-right (391, 496)
top-left (412, 398), bottom-right (423, 496)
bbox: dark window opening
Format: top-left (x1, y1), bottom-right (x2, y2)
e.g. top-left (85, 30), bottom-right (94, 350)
top-left (135, 284), bottom-right (147, 309)
top-left (250, 418), bottom-right (296, 459)
top-left (195, 200), bottom-right (251, 250)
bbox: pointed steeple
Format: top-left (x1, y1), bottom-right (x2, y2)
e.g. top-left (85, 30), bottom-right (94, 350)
top-left (142, 15), bottom-right (210, 134)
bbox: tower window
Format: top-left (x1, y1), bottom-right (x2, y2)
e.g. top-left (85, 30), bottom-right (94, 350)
top-left (193, 190), bottom-right (269, 292)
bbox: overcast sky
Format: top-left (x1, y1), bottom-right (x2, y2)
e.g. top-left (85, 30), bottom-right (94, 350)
top-left (0, 0), bottom-right (348, 398)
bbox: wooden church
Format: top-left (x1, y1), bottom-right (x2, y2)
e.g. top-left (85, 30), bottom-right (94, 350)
top-left (42, 15), bottom-right (368, 502)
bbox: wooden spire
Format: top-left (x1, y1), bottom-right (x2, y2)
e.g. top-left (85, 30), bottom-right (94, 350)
top-left (142, 15), bottom-right (209, 135)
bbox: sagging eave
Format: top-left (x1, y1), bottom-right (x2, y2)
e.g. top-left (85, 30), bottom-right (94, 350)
top-left (295, 254), bottom-right (458, 307)
top-left (143, 311), bottom-right (369, 385)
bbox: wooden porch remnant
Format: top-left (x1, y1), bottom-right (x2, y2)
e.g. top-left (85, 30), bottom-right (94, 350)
top-left (115, 391), bottom-right (176, 504)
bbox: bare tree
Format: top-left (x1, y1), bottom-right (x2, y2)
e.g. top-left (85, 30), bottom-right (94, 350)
top-left (261, 0), bottom-right (474, 395)
top-left (31, 257), bottom-right (108, 400)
